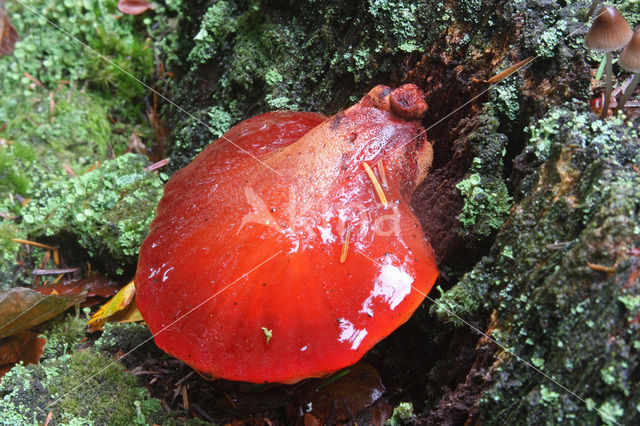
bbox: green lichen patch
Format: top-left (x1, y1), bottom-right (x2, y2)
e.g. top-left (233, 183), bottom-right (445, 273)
top-left (0, 349), bottom-right (167, 425)
top-left (21, 153), bottom-right (164, 268)
top-left (435, 104), bottom-right (640, 423)
top-left (456, 111), bottom-right (512, 238)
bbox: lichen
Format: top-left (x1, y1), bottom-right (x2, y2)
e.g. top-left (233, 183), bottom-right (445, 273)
top-left (456, 111), bottom-right (512, 238)
top-left (435, 103), bottom-right (640, 423)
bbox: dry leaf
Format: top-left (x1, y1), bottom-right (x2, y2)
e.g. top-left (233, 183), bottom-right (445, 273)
top-left (0, 331), bottom-right (46, 380)
top-left (0, 5), bottom-right (19, 57)
top-left (0, 288), bottom-right (85, 339)
top-left (37, 273), bottom-right (121, 307)
top-left (87, 281), bottom-right (140, 332)
top-left (297, 362), bottom-right (385, 423)
top-left (117, 0), bottom-right (154, 15)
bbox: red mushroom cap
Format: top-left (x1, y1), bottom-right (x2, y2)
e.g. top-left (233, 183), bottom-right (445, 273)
top-left (117, 0), bottom-right (154, 15)
top-left (135, 85), bottom-right (439, 384)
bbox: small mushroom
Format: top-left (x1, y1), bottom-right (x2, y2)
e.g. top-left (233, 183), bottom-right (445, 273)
top-left (616, 27), bottom-right (640, 112)
top-left (135, 85), bottom-right (439, 384)
top-left (585, 5), bottom-right (632, 119)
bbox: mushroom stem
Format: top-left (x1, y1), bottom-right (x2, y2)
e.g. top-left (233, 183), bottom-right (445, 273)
top-left (601, 51), bottom-right (613, 119)
top-left (615, 72), bottom-right (640, 112)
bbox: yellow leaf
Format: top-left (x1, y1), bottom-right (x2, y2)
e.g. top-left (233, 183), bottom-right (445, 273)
top-left (109, 298), bottom-right (144, 324)
top-left (86, 281), bottom-right (137, 332)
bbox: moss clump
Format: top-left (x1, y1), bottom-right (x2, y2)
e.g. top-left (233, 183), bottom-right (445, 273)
top-left (0, 91), bottom-right (117, 178)
top-left (386, 402), bottom-right (415, 425)
top-left (3, 0), bottom-right (153, 110)
top-left (95, 322), bottom-right (153, 354)
top-left (21, 154), bottom-right (164, 268)
top-left (0, 349), bottom-right (167, 425)
top-left (435, 104), bottom-right (640, 423)
top-left (41, 312), bottom-right (88, 360)
top-left (0, 221), bottom-right (29, 289)
top-left (456, 111), bottom-right (512, 238)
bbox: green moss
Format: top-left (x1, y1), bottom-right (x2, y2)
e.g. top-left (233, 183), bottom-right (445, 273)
top-left (0, 91), bottom-right (117, 175)
top-left (0, 349), bottom-right (167, 425)
top-left (386, 402), bottom-right (415, 425)
top-left (95, 322), bottom-right (153, 354)
top-left (41, 313), bottom-right (87, 360)
top-left (3, 0), bottom-right (153, 108)
top-left (0, 221), bottom-right (29, 289)
top-left (21, 154), bottom-right (163, 267)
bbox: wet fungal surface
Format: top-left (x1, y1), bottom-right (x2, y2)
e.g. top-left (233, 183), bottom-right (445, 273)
top-left (135, 85), bottom-right (439, 385)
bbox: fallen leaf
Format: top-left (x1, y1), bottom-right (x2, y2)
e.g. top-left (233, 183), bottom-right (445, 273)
top-left (0, 331), bottom-right (46, 380)
top-left (87, 281), bottom-right (140, 332)
top-left (37, 274), bottom-right (121, 307)
top-left (0, 5), bottom-right (19, 57)
top-left (297, 362), bottom-right (385, 423)
top-left (108, 297), bottom-right (144, 324)
top-left (117, 0), bottom-right (154, 15)
top-left (0, 288), bottom-right (85, 339)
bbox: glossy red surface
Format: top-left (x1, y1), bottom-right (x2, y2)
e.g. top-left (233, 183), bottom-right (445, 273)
top-left (135, 85), bottom-right (439, 384)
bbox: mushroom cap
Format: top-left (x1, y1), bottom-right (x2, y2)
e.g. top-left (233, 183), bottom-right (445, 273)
top-left (585, 6), bottom-right (632, 52)
top-left (135, 85), bottom-right (439, 384)
top-left (619, 27), bottom-right (640, 73)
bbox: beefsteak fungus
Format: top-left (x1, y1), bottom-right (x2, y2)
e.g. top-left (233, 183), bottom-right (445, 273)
top-left (135, 84), bottom-right (439, 384)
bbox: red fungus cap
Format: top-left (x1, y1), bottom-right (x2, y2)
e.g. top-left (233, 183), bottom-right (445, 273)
top-left (135, 84), bottom-right (439, 384)
top-left (585, 6), bottom-right (632, 52)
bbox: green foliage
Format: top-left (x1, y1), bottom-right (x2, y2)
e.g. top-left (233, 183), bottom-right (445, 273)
top-left (21, 154), bottom-right (163, 266)
top-left (0, 91), bottom-right (117, 182)
top-left (0, 350), bottom-right (167, 425)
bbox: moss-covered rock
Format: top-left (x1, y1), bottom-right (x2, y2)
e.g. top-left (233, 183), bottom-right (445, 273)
top-left (0, 349), bottom-right (168, 425)
top-left (20, 154), bottom-right (164, 273)
top-left (434, 104), bottom-right (640, 423)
